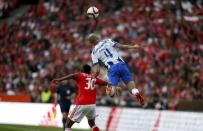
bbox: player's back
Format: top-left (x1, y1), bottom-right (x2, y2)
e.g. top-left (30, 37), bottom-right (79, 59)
top-left (92, 39), bottom-right (123, 68)
top-left (75, 72), bottom-right (105, 105)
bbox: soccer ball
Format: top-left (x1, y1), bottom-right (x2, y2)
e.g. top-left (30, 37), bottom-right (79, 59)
top-left (87, 6), bottom-right (99, 18)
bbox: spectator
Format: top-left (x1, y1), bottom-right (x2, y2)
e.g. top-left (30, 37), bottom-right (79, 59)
top-left (0, 0), bottom-right (202, 109)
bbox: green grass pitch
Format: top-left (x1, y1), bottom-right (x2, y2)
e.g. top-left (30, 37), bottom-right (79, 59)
top-left (0, 124), bottom-right (90, 131)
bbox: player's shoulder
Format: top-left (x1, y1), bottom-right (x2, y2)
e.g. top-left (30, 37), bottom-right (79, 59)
top-left (97, 38), bottom-right (112, 48)
top-left (76, 72), bottom-right (83, 76)
top-left (100, 38), bottom-right (113, 43)
top-left (77, 72), bottom-right (90, 77)
top-left (102, 38), bottom-right (116, 46)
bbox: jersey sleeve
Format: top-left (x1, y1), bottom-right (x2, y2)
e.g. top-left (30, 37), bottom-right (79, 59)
top-left (95, 77), bottom-right (106, 86)
top-left (91, 51), bottom-right (99, 65)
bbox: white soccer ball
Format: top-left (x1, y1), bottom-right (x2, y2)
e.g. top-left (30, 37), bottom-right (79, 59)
top-left (87, 6), bottom-right (99, 18)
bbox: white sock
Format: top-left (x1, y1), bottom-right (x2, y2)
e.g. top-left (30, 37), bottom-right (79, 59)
top-left (131, 88), bottom-right (139, 95)
top-left (65, 128), bottom-right (71, 131)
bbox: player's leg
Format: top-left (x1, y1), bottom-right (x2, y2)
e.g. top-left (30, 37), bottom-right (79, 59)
top-left (88, 118), bottom-right (100, 131)
top-left (60, 104), bottom-right (71, 131)
top-left (60, 104), bottom-right (66, 130)
top-left (62, 112), bottom-right (67, 130)
top-left (107, 66), bottom-right (120, 96)
top-left (65, 118), bottom-right (75, 131)
top-left (86, 105), bottom-right (100, 131)
top-left (119, 63), bottom-right (136, 91)
top-left (65, 105), bottom-right (86, 130)
top-left (64, 105), bottom-right (72, 130)
top-left (120, 63), bottom-right (144, 104)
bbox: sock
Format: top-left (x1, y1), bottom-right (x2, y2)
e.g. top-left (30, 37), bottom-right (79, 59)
top-left (131, 88), bottom-right (139, 95)
top-left (92, 125), bottom-right (100, 131)
top-left (62, 118), bottom-right (66, 130)
top-left (65, 128), bottom-right (71, 131)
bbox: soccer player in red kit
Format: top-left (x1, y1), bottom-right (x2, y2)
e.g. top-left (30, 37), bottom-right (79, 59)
top-left (51, 64), bottom-right (110, 131)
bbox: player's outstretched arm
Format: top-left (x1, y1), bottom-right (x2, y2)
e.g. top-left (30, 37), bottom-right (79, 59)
top-left (51, 74), bottom-right (76, 90)
top-left (53, 74), bottom-right (76, 82)
top-left (116, 43), bottom-right (142, 49)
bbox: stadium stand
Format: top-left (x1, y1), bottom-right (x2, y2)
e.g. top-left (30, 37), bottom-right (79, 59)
top-left (0, 0), bottom-right (203, 110)
top-left (0, 0), bottom-right (20, 18)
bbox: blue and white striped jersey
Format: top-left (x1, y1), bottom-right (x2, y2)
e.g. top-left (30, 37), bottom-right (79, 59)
top-left (91, 39), bottom-right (123, 68)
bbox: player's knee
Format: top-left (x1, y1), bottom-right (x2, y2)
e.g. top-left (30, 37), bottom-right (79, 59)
top-left (127, 80), bottom-right (135, 89)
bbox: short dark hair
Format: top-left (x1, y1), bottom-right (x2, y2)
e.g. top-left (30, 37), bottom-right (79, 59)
top-left (83, 64), bottom-right (91, 74)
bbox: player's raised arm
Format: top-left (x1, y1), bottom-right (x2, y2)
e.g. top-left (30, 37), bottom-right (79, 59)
top-left (51, 74), bottom-right (76, 91)
top-left (51, 74), bottom-right (75, 89)
top-left (116, 43), bottom-right (141, 49)
top-left (53, 74), bottom-right (76, 82)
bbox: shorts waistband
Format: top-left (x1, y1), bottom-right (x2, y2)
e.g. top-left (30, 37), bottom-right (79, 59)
top-left (107, 58), bottom-right (123, 68)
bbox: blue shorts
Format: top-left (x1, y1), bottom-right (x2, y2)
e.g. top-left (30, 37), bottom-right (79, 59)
top-left (108, 62), bottom-right (133, 86)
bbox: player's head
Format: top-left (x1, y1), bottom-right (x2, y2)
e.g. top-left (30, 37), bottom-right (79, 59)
top-left (87, 33), bottom-right (100, 45)
top-left (83, 64), bottom-right (91, 74)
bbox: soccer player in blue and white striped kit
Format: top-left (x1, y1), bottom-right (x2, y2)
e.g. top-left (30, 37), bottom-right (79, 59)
top-left (88, 33), bottom-right (145, 105)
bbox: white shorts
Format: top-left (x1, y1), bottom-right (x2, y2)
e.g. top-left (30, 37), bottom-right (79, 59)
top-left (68, 104), bottom-right (96, 123)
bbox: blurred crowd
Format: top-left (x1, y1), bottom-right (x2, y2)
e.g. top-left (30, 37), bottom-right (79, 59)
top-left (0, 0), bottom-right (20, 18)
top-left (0, 0), bottom-right (203, 110)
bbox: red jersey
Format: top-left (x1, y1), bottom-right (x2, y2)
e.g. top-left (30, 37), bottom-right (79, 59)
top-left (74, 72), bottom-right (106, 105)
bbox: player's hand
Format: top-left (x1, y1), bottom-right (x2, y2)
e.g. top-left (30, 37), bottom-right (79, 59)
top-left (131, 40), bottom-right (147, 49)
top-left (133, 44), bottom-right (140, 49)
top-left (106, 84), bottom-right (114, 97)
top-left (115, 87), bottom-right (121, 96)
top-left (133, 44), bottom-right (147, 49)
top-left (106, 85), bottom-right (121, 97)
